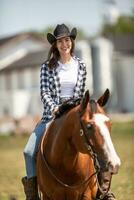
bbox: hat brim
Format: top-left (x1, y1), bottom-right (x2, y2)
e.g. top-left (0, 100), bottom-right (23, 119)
top-left (47, 28), bottom-right (77, 45)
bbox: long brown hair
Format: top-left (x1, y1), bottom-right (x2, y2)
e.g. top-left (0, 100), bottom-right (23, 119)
top-left (47, 38), bottom-right (75, 69)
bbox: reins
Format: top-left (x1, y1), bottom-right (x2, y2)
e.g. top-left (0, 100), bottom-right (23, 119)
top-left (79, 117), bottom-right (112, 198)
top-left (40, 128), bottom-right (98, 189)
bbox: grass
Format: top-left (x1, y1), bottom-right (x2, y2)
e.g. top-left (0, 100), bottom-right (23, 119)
top-left (111, 121), bottom-right (134, 200)
top-left (0, 121), bottom-right (134, 200)
top-left (0, 135), bottom-right (27, 200)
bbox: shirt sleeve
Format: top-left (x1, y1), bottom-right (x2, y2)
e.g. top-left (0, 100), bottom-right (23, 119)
top-left (40, 63), bottom-right (57, 115)
top-left (80, 62), bottom-right (87, 97)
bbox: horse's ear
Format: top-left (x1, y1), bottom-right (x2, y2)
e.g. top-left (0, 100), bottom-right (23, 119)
top-left (97, 89), bottom-right (110, 107)
top-left (80, 90), bottom-right (90, 111)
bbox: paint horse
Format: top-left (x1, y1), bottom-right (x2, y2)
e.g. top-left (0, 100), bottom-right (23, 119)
top-left (37, 89), bottom-right (121, 200)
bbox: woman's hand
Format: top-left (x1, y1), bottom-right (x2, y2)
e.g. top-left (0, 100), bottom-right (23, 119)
top-left (52, 107), bottom-right (59, 117)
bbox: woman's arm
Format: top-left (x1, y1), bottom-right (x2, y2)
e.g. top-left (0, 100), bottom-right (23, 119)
top-left (40, 63), bottom-right (58, 115)
top-left (81, 62), bottom-right (87, 96)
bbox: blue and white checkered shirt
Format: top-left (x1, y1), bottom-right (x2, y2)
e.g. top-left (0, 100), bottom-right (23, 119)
top-left (40, 56), bottom-right (87, 121)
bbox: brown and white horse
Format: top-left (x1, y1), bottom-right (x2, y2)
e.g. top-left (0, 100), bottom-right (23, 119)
top-left (37, 89), bottom-right (121, 200)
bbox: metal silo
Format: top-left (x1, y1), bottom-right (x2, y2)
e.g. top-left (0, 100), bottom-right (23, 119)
top-left (91, 37), bottom-right (113, 97)
top-left (76, 40), bottom-right (93, 94)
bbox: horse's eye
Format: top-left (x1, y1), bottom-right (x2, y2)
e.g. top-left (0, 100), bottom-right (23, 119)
top-left (87, 123), bottom-right (92, 130)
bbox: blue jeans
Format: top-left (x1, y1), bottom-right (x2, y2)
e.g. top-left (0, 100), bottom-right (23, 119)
top-left (23, 120), bottom-right (51, 178)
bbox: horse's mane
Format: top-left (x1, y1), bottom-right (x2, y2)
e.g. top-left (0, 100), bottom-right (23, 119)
top-left (55, 98), bottom-right (81, 118)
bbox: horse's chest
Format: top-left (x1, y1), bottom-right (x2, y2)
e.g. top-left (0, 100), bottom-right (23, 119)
top-left (46, 186), bottom-right (91, 200)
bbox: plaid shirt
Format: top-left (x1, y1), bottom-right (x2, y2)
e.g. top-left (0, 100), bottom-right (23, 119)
top-left (40, 56), bottom-right (87, 121)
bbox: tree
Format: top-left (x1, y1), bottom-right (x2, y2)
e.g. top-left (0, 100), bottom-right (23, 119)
top-left (101, 14), bottom-right (134, 36)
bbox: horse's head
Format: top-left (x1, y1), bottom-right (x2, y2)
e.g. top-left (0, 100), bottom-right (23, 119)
top-left (74, 89), bottom-right (121, 174)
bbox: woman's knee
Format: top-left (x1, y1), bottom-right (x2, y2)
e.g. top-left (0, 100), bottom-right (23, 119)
top-left (23, 121), bottom-right (47, 159)
top-left (23, 145), bottom-right (35, 159)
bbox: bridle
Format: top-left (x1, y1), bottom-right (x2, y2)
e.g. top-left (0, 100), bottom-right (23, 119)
top-left (79, 99), bottom-right (100, 170)
top-left (40, 99), bottom-right (111, 197)
top-left (79, 99), bottom-right (112, 198)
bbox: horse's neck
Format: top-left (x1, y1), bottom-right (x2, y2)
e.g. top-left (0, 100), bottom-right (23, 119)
top-left (47, 111), bottom-right (79, 169)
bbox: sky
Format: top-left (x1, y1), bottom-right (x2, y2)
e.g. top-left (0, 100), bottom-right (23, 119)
top-left (0, 0), bottom-right (133, 38)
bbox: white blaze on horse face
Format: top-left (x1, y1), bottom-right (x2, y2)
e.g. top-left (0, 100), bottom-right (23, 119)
top-left (93, 113), bottom-right (121, 174)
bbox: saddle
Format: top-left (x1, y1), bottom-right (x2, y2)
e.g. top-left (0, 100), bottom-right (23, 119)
top-left (55, 98), bottom-right (81, 118)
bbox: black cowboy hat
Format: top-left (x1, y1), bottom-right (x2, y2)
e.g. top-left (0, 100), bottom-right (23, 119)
top-left (47, 24), bottom-right (77, 44)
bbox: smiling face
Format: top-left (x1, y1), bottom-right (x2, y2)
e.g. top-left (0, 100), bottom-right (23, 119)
top-left (56, 37), bottom-right (72, 57)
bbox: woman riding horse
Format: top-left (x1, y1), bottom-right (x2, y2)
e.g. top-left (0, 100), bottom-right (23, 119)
top-left (37, 89), bottom-right (121, 200)
top-left (22, 24), bottom-right (120, 200)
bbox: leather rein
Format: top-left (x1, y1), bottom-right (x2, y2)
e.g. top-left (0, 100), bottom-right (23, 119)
top-left (40, 125), bottom-right (98, 189)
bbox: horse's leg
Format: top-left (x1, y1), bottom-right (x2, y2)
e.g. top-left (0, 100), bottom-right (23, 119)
top-left (43, 193), bottom-right (50, 200)
top-left (82, 194), bottom-right (92, 200)
top-left (82, 188), bottom-right (92, 200)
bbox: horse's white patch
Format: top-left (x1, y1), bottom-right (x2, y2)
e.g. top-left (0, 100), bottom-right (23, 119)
top-left (93, 113), bottom-right (121, 174)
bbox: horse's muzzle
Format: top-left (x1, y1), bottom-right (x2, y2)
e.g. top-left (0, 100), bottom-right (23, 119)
top-left (107, 157), bottom-right (121, 174)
